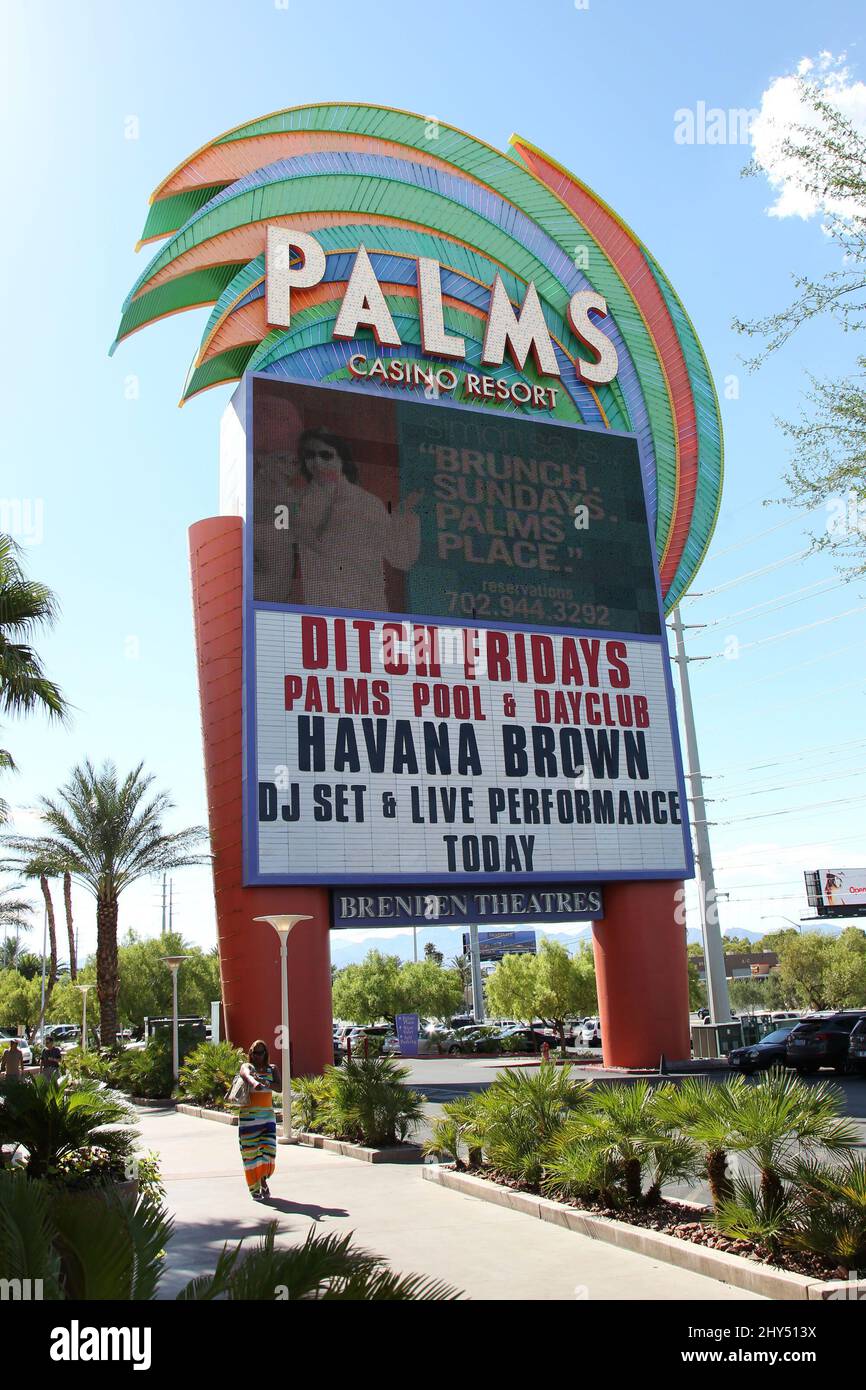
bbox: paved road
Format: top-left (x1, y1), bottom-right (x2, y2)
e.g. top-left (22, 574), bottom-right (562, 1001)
top-left (136, 1107), bottom-right (761, 1301)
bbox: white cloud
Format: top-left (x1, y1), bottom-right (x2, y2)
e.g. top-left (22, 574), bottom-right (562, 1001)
top-left (751, 52), bottom-right (866, 219)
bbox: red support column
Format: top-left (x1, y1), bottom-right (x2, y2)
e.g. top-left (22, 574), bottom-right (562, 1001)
top-left (189, 517), bottom-right (333, 1076)
top-left (591, 881), bottom-right (689, 1068)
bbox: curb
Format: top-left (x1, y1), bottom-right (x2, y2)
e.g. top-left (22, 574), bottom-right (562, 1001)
top-left (295, 1132), bottom-right (423, 1164)
top-left (176, 1103), bottom-right (238, 1125)
top-left (129, 1096), bottom-right (177, 1109)
top-left (421, 1166), bottom-right (866, 1301)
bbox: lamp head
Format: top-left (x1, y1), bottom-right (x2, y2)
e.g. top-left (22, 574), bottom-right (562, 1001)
top-left (161, 954), bottom-right (190, 971)
top-left (254, 914), bottom-right (313, 939)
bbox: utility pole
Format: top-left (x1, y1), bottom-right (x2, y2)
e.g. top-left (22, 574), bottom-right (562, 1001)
top-left (169, 878), bottom-right (173, 935)
top-left (467, 922), bottom-right (485, 1022)
top-left (671, 606), bottom-right (731, 1024)
top-left (161, 873), bottom-right (167, 937)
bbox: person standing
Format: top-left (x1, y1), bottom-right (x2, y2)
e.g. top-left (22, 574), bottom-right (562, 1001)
top-left (237, 1040), bottom-right (281, 1201)
top-left (0, 1038), bottom-right (24, 1082)
top-left (40, 1040), bottom-right (63, 1080)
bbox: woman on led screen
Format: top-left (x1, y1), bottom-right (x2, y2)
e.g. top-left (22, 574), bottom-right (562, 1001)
top-left (290, 428), bottom-right (422, 612)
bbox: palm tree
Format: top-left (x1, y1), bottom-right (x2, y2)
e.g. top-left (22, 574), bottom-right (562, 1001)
top-left (721, 1070), bottom-right (859, 1205)
top-left (0, 535), bottom-right (67, 819)
top-left (8, 760), bottom-right (208, 1046)
top-left (653, 1075), bottom-right (748, 1211)
top-left (548, 1080), bottom-right (698, 1207)
top-left (0, 883), bottom-right (33, 938)
top-left (63, 870), bottom-right (76, 980)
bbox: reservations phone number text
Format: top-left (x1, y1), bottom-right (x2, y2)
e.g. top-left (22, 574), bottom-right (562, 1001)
top-left (445, 589), bottom-right (611, 628)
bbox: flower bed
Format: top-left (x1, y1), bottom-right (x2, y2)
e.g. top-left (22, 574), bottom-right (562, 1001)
top-left (466, 1165), bottom-right (841, 1280)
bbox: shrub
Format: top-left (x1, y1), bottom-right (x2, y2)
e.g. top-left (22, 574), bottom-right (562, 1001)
top-left (0, 1174), bottom-right (459, 1300)
top-left (315, 1056), bottom-right (425, 1147)
top-left (178, 1222), bottom-right (460, 1301)
top-left (470, 1063), bottom-right (592, 1185)
top-left (292, 1073), bottom-right (332, 1133)
top-left (540, 1081), bottom-right (699, 1208)
top-left (781, 1153), bottom-right (866, 1271)
top-left (0, 1169), bottom-right (171, 1299)
top-left (60, 1047), bottom-right (116, 1083)
top-left (178, 1040), bottom-right (244, 1110)
top-left (0, 1075), bottom-right (135, 1179)
top-left (424, 1097), bottom-right (485, 1168)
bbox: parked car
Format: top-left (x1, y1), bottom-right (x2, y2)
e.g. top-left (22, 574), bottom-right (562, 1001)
top-left (784, 1011), bottom-right (866, 1075)
top-left (847, 1018), bottom-right (866, 1075)
top-left (497, 1025), bottom-right (560, 1054)
top-left (382, 1027), bottom-right (447, 1057)
top-left (577, 1018), bottom-right (602, 1047)
top-left (728, 1021), bottom-right (803, 1075)
top-left (444, 1025), bottom-right (498, 1055)
top-left (44, 1023), bottom-right (79, 1045)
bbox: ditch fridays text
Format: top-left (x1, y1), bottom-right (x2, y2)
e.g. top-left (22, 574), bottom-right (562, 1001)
top-left (255, 613), bottom-right (684, 878)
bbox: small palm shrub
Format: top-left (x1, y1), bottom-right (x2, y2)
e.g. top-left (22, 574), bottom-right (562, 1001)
top-left (0, 1075), bottom-right (135, 1179)
top-left (292, 1073), bottom-right (332, 1133)
top-left (424, 1096), bottom-right (485, 1168)
top-left (783, 1153), bottom-right (866, 1270)
top-left (316, 1056), bottom-right (425, 1147)
top-left (721, 1069), bottom-right (858, 1204)
top-left (652, 1075), bottom-right (745, 1211)
top-left (544, 1081), bottom-right (698, 1208)
top-left (0, 1169), bottom-right (171, 1299)
top-left (178, 1222), bottom-right (461, 1301)
top-left (178, 1041), bottom-right (244, 1110)
top-left (714, 1175), bottom-right (802, 1261)
top-left (469, 1063), bottom-right (592, 1185)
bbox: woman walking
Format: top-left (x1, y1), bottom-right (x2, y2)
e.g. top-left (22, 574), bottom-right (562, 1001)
top-left (238, 1040), bottom-right (281, 1201)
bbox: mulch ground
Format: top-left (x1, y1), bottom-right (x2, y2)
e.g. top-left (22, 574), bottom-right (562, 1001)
top-left (468, 1166), bottom-right (843, 1281)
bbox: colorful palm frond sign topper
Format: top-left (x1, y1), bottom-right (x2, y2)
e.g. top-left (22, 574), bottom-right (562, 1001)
top-left (114, 102), bottom-right (723, 609)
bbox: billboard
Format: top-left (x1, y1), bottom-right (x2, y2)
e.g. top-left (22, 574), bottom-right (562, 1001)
top-left (805, 868), bottom-right (866, 917)
top-left (244, 375), bottom-right (692, 885)
top-left (250, 377), bottom-right (661, 635)
top-left (463, 930), bottom-right (538, 962)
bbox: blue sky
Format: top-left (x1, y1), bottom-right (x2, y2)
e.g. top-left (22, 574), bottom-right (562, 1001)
top-left (2, 0), bottom-right (865, 965)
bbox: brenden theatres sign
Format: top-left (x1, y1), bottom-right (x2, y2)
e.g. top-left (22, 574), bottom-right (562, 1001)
top-left (333, 884), bottom-right (603, 928)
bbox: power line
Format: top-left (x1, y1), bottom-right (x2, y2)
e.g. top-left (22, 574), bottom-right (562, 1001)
top-left (702, 604), bottom-right (866, 658)
top-left (717, 792), bottom-right (866, 825)
top-left (694, 548), bottom-right (812, 599)
top-left (711, 736), bottom-right (866, 778)
top-left (714, 830), bottom-right (866, 871)
top-left (693, 578), bottom-right (849, 633)
top-left (703, 510), bottom-right (809, 562)
top-left (712, 764), bottom-right (866, 801)
top-left (696, 638), bottom-right (864, 702)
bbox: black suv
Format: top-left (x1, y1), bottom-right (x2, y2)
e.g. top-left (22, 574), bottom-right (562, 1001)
top-left (848, 1018), bottom-right (866, 1076)
top-left (784, 1011), bottom-right (866, 1075)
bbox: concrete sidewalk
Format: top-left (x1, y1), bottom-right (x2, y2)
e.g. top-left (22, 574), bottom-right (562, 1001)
top-left (137, 1107), bottom-right (762, 1301)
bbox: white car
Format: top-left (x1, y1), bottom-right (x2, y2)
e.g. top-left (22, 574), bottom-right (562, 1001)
top-left (577, 1018), bottom-right (602, 1047)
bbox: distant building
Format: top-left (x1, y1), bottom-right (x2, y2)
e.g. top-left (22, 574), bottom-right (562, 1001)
top-left (693, 951), bottom-right (778, 982)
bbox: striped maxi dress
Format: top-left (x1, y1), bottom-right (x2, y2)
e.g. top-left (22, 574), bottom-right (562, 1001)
top-left (238, 1067), bottom-right (278, 1192)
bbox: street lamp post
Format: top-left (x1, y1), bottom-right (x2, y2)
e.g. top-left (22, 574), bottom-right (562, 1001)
top-left (74, 983), bottom-right (93, 1049)
top-left (760, 915), bottom-right (805, 935)
top-left (161, 955), bottom-right (189, 1080)
top-left (254, 915), bottom-right (312, 1143)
